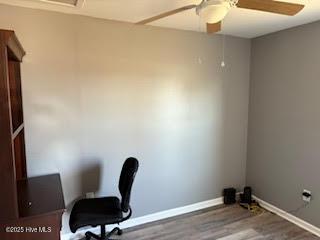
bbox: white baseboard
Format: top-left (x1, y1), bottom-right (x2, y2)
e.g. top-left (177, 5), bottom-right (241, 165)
top-left (253, 195), bottom-right (320, 237)
top-left (61, 197), bottom-right (223, 240)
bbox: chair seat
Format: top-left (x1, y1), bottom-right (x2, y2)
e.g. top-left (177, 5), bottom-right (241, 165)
top-left (69, 196), bottom-right (123, 233)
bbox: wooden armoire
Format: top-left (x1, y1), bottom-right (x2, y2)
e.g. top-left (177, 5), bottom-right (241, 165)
top-left (0, 30), bottom-right (65, 240)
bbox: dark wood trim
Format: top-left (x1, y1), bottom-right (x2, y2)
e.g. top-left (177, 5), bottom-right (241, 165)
top-left (8, 61), bottom-right (24, 132)
top-left (0, 33), bottom-right (19, 221)
top-left (2, 30), bottom-right (26, 62)
top-left (12, 123), bottom-right (24, 140)
top-left (13, 129), bottom-right (27, 180)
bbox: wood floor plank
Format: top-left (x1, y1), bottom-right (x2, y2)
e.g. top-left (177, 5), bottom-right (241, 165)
top-left (84, 205), bottom-right (319, 240)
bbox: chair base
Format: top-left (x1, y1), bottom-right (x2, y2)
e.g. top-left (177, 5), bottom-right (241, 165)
top-left (85, 225), bottom-right (122, 240)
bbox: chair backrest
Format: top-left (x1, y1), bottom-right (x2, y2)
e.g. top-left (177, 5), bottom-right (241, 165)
top-left (118, 157), bottom-right (139, 212)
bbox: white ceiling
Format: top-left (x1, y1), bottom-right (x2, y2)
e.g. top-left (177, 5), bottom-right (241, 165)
top-left (0, 0), bottom-right (319, 38)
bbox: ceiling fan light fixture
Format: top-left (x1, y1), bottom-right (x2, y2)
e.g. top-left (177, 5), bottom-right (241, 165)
top-left (196, 0), bottom-right (232, 24)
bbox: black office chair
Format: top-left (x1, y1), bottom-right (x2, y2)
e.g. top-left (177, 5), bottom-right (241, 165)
top-left (69, 157), bottom-right (139, 240)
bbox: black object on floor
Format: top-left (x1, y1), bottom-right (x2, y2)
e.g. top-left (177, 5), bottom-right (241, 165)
top-left (223, 188), bottom-right (236, 205)
top-left (69, 157), bottom-right (139, 240)
top-left (240, 186), bottom-right (252, 204)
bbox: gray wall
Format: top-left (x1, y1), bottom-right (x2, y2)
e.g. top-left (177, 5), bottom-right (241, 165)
top-left (247, 21), bottom-right (320, 227)
top-left (0, 4), bottom-right (251, 234)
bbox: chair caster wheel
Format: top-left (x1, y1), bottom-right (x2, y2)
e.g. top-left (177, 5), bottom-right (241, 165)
top-left (117, 229), bottom-right (123, 235)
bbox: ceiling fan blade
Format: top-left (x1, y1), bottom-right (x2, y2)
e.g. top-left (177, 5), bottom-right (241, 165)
top-left (207, 22), bottom-right (221, 34)
top-left (136, 4), bottom-right (197, 25)
top-left (237, 0), bottom-right (304, 16)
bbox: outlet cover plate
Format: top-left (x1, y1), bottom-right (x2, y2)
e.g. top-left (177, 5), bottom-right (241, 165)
top-left (302, 189), bottom-right (311, 202)
top-left (86, 192), bottom-right (95, 199)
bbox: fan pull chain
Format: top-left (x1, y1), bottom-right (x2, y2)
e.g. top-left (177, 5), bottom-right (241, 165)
top-left (221, 34), bottom-right (226, 68)
top-left (198, 16), bottom-right (203, 65)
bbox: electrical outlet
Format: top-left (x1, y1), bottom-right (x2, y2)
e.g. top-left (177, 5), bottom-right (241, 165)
top-left (302, 189), bottom-right (312, 203)
top-left (86, 192), bottom-right (95, 199)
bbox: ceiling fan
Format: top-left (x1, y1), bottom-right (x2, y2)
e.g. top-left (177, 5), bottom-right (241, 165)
top-left (136, 0), bottom-right (305, 34)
